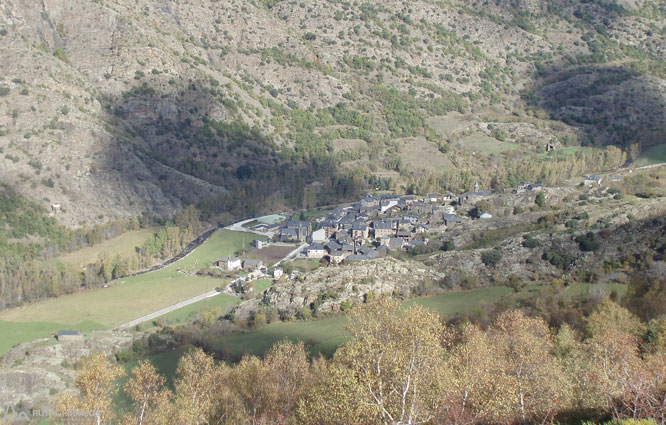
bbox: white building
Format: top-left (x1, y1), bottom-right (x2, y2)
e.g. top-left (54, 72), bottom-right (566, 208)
top-left (311, 228), bottom-right (327, 243)
top-left (218, 256), bottom-right (242, 271)
top-left (273, 268), bottom-right (284, 279)
top-left (380, 200), bottom-right (398, 213)
top-left (253, 239), bottom-right (268, 249)
top-left (306, 244), bottom-right (326, 259)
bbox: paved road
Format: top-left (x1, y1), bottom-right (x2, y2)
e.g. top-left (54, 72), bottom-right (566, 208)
top-left (114, 290), bottom-right (221, 330)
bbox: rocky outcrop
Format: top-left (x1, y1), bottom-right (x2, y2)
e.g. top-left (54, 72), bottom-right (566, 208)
top-left (0, 331), bottom-right (133, 410)
top-left (233, 258), bottom-right (444, 319)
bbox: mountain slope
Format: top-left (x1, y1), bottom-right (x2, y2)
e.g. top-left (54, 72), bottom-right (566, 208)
top-left (1, 0), bottom-right (664, 225)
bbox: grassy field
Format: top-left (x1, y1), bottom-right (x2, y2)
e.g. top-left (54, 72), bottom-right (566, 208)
top-left (403, 286), bottom-right (513, 315)
top-left (57, 227), bottom-right (159, 267)
top-left (0, 320), bottom-right (104, 355)
top-left (290, 259), bottom-right (322, 272)
top-left (332, 138), bottom-right (366, 153)
top-left (242, 220), bottom-right (260, 229)
top-left (426, 113), bottom-right (469, 136)
top-left (562, 282), bottom-right (627, 300)
top-left (215, 316), bottom-right (348, 359)
top-left (399, 136), bottom-right (454, 173)
top-left (0, 230), bottom-right (253, 354)
top-left (537, 146), bottom-right (585, 160)
top-left (301, 208), bottom-right (334, 220)
top-left (213, 286), bottom-right (512, 359)
top-left (152, 294), bottom-right (240, 326)
top-left (251, 279), bottom-right (274, 293)
top-left (459, 132), bottom-right (521, 155)
top-left (636, 143), bottom-right (666, 166)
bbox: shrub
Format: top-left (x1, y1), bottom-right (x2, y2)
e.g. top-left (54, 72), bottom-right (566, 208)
top-left (0, 86), bottom-right (9, 96)
top-left (522, 236), bottom-right (538, 249)
top-left (535, 192), bottom-right (546, 208)
top-left (481, 247), bottom-right (502, 267)
top-left (441, 240), bottom-right (455, 252)
top-left (576, 232), bottom-right (599, 251)
top-left (53, 48), bottom-right (67, 62)
top-left (542, 242), bottom-right (575, 270)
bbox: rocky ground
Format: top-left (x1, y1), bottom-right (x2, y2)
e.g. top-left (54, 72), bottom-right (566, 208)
top-left (0, 331), bottom-right (133, 409)
top-left (232, 258), bottom-right (444, 320)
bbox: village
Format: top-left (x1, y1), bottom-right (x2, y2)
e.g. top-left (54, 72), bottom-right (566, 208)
top-left (208, 175), bottom-right (607, 293)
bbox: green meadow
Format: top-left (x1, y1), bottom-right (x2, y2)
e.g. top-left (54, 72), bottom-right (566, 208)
top-left (0, 230), bottom-right (254, 354)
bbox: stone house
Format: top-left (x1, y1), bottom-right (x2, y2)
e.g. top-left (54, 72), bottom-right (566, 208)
top-left (218, 256), bottom-right (242, 271)
top-left (56, 330), bottom-right (83, 341)
top-left (305, 244), bottom-right (326, 259)
top-left (373, 221), bottom-right (395, 239)
top-left (352, 223), bottom-right (369, 240)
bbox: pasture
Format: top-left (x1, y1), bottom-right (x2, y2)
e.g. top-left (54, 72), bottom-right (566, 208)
top-left (426, 113), bottom-right (470, 136)
top-left (150, 294), bottom-right (240, 327)
top-left (458, 131), bottom-right (521, 155)
top-left (57, 226), bottom-right (159, 267)
top-left (636, 143), bottom-right (666, 166)
top-left (213, 286), bottom-right (513, 359)
top-left (0, 230), bottom-right (253, 354)
top-left (398, 136), bottom-right (454, 173)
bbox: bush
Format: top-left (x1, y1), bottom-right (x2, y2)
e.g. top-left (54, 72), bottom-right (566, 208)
top-left (522, 236), bottom-right (538, 249)
top-left (542, 242), bottom-right (575, 270)
top-left (576, 232), bottom-right (599, 251)
top-left (481, 247), bottom-right (502, 268)
top-left (53, 48), bottom-right (67, 62)
top-left (441, 240), bottom-right (455, 252)
top-left (0, 86), bottom-right (9, 97)
top-left (535, 192), bottom-right (546, 208)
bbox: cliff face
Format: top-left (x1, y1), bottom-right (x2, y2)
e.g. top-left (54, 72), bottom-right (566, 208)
top-left (1, 0), bottom-right (664, 225)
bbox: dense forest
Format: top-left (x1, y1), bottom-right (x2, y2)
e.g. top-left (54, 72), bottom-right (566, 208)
top-left (55, 297), bottom-right (666, 425)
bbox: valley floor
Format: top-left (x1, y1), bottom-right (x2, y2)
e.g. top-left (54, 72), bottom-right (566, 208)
top-left (0, 229), bottom-right (253, 354)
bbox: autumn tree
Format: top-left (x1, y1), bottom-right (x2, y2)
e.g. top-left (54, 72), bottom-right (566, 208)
top-left (56, 353), bottom-right (125, 425)
top-left (300, 298), bottom-right (450, 425)
top-left (262, 340), bottom-right (310, 421)
top-left (171, 348), bottom-right (222, 425)
top-left (489, 310), bottom-right (573, 424)
top-left (121, 360), bottom-right (171, 425)
top-left (586, 300), bottom-right (646, 339)
top-left (448, 322), bottom-right (511, 424)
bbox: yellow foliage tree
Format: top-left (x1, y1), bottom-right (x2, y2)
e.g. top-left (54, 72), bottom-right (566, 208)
top-left (56, 353), bottom-right (125, 425)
